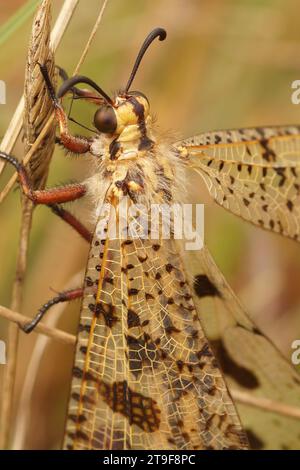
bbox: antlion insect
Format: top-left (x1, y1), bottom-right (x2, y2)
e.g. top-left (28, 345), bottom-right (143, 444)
top-left (1, 27), bottom-right (300, 450)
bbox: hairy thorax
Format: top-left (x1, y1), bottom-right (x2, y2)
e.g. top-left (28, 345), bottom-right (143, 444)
top-left (86, 119), bottom-right (185, 209)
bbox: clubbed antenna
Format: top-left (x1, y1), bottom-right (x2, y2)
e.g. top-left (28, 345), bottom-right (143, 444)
top-left (125, 27), bottom-right (167, 93)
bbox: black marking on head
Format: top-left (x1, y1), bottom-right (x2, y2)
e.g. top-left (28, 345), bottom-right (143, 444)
top-left (128, 96), bottom-right (153, 150)
top-left (109, 139), bottom-right (121, 160)
top-left (193, 274), bottom-right (221, 298)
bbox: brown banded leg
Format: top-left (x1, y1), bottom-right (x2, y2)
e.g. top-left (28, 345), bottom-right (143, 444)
top-left (50, 204), bottom-right (93, 243)
top-left (0, 152), bottom-right (86, 204)
top-left (0, 152), bottom-right (92, 241)
top-left (39, 64), bottom-right (92, 154)
top-left (21, 288), bottom-right (84, 333)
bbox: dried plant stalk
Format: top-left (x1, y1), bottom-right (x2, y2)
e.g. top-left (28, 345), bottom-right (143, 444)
top-left (0, 0), bottom-right (55, 450)
top-left (0, 305), bottom-right (76, 346)
top-left (0, 0), bottom-right (80, 179)
top-left (0, 0), bottom-right (80, 450)
top-left (232, 389), bottom-right (300, 420)
top-left (0, 0), bottom-right (110, 449)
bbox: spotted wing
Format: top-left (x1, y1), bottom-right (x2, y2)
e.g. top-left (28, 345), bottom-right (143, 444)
top-left (63, 199), bottom-right (248, 450)
top-left (177, 125), bottom-right (300, 241)
top-left (183, 245), bottom-right (300, 450)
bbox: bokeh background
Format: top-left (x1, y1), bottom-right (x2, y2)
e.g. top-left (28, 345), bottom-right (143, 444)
top-left (1, 0), bottom-right (300, 449)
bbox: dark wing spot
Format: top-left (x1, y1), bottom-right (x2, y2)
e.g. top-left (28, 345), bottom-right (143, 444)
top-left (211, 340), bottom-right (259, 389)
top-left (127, 309), bottom-right (140, 328)
top-left (98, 380), bottom-right (161, 432)
top-left (246, 429), bottom-right (264, 450)
top-left (287, 200), bottom-right (293, 212)
top-left (128, 288), bottom-right (139, 296)
top-left (193, 274), bottom-right (221, 298)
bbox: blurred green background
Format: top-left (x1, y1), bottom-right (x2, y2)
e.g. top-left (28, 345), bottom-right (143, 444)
top-left (1, 0), bottom-right (300, 449)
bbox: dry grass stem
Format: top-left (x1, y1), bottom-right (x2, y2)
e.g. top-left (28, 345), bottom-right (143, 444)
top-left (0, 0), bottom-right (80, 179)
top-left (0, 0), bottom-right (111, 450)
top-left (0, 0), bottom-right (80, 449)
top-left (0, 0), bottom-right (55, 449)
top-left (73, 0), bottom-right (109, 75)
top-left (0, 305), bottom-right (76, 346)
top-left (232, 389), bottom-right (300, 420)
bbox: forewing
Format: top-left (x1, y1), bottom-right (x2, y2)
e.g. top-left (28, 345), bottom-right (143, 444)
top-left (63, 200), bottom-right (248, 450)
top-left (177, 126), bottom-right (300, 241)
top-left (183, 245), bottom-right (300, 449)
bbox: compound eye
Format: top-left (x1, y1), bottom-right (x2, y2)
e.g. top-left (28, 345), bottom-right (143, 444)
top-left (94, 106), bottom-right (117, 133)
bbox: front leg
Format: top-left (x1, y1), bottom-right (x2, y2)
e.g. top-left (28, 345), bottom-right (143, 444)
top-left (40, 64), bottom-right (91, 154)
top-left (0, 152), bottom-right (86, 205)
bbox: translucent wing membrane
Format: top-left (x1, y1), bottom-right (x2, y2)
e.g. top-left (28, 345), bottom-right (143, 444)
top-left (63, 199), bottom-right (248, 450)
top-left (184, 246), bottom-right (300, 450)
top-left (177, 125), bottom-right (300, 241)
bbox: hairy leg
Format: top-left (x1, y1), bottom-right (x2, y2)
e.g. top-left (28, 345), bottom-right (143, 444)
top-left (0, 152), bottom-right (92, 241)
top-left (50, 204), bottom-right (93, 243)
top-left (0, 152), bottom-right (86, 205)
top-left (40, 64), bottom-right (92, 154)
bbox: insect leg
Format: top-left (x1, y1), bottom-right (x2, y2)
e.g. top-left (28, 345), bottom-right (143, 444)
top-left (50, 204), bottom-right (92, 243)
top-left (20, 288), bottom-right (83, 334)
top-left (40, 64), bottom-right (92, 154)
top-left (0, 152), bottom-right (86, 204)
